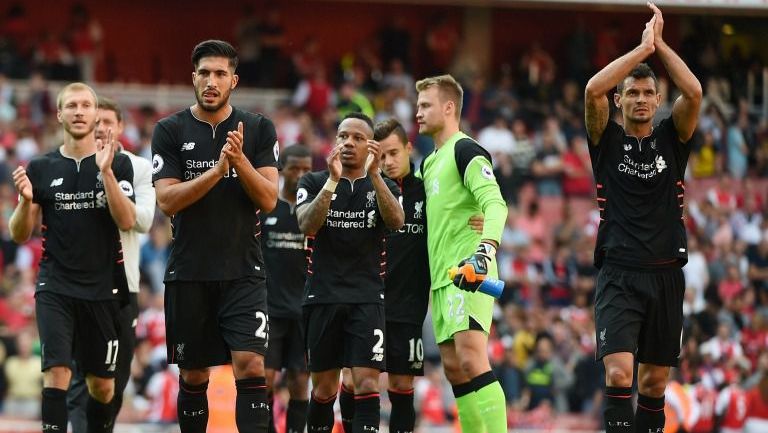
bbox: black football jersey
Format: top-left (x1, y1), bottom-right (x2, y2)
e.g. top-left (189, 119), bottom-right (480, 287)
top-left (296, 171), bottom-right (400, 305)
top-left (27, 149), bottom-right (134, 301)
top-left (384, 168), bottom-right (429, 325)
top-left (151, 107), bottom-right (279, 281)
top-left (260, 198), bottom-right (306, 319)
top-left (588, 117), bottom-right (691, 268)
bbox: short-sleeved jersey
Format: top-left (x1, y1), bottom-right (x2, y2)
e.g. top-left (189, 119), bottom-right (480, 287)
top-left (384, 167), bottom-right (429, 325)
top-left (588, 117), bottom-right (691, 269)
top-left (260, 198), bottom-right (305, 319)
top-left (151, 107), bottom-right (279, 281)
top-left (716, 385), bottom-right (747, 430)
top-left (296, 171), bottom-right (400, 305)
top-left (27, 149), bottom-right (135, 301)
top-left (421, 132), bottom-right (506, 290)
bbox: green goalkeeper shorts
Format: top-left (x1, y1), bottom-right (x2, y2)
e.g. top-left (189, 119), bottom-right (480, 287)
top-left (431, 283), bottom-right (494, 344)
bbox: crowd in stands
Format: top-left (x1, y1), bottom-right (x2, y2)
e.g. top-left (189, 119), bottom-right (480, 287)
top-left (0, 3), bottom-right (766, 431)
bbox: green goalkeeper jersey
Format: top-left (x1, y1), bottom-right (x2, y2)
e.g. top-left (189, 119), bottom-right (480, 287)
top-left (421, 131), bottom-right (508, 291)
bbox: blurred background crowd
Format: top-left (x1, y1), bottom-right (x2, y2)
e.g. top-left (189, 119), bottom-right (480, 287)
top-left (0, 0), bottom-right (766, 432)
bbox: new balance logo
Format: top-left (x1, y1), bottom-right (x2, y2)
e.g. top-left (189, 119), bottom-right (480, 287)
top-left (50, 178), bottom-right (63, 187)
top-left (371, 353), bottom-right (383, 362)
top-left (181, 142), bottom-right (196, 151)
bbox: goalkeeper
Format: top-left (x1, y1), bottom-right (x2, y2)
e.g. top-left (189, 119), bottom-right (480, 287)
top-left (415, 74), bottom-right (508, 433)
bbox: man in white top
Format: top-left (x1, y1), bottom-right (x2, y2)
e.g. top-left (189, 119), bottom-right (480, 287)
top-left (68, 96), bottom-right (156, 433)
top-left (477, 113), bottom-right (515, 164)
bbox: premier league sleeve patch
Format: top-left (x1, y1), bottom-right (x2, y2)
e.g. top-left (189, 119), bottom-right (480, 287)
top-left (273, 141), bottom-right (280, 162)
top-left (119, 180), bottom-right (135, 197)
top-left (481, 164), bottom-right (495, 180)
top-left (296, 187), bottom-right (308, 205)
top-left (152, 154), bottom-right (164, 175)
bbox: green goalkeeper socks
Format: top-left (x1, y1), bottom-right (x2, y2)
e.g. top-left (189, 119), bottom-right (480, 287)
top-left (472, 371), bottom-right (507, 433)
top-left (452, 382), bottom-right (484, 433)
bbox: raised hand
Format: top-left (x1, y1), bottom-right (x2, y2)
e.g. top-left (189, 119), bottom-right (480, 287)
top-left (365, 139), bottom-right (381, 174)
top-left (12, 166), bottom-right (33, 201)
top-left (216, 145), bottom-right (230, 177)
top-left (327, 144), bottom-right (342, 181)
top-left (95, 128), bottom-right (116, 173)
top-left (648, 2), bottom-right (664, 45)
top-left (641, 14), bottom-right (656, 53)
top-left (224, 121), bottom-right (245, 167)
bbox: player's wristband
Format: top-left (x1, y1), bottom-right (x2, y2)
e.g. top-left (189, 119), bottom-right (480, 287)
top-left (323, 179), bottom-right (338, 193)
top-left (477, 241), bottom-right (497, 257)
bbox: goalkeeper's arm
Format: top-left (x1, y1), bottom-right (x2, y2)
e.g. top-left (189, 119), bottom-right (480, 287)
top-left (464, 157), bottom-right (507, 246)
top-left (453, 148), bottom-right (507, 292)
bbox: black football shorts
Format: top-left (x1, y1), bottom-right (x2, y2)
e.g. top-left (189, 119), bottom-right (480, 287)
top-left (594, 264), bottom-right (684, 366)
top-left (303, 303), bottom-right (385, 372)
top-left (165, 276), bottom-right (268, 369)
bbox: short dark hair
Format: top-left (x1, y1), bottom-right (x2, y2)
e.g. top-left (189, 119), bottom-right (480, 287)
top-left (374, 118), bottom-right (408, 144)
top-left (342, 112), bottom-right (374, 133)
top-left (279, 144), bottom-right (311, 166)
top-left (191, 40), bottom-right (238, 70)
top-left (97, 96), bottom-right (122, 122)
top-left (617, 63), bottom-right (658, 95)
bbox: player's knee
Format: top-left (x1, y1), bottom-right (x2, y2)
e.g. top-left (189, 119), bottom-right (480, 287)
top-left (341, 368), bottom-right (355, 390)
top-left (233, 353), bottom-right (265, 378)
top-left (265, 369), bottom-right (276, 391)
top-left (312, 377), bottom-right (339, 399)
top-left (354, 375), bottom-right (379, 394)
top-left (388, 375), bottom-right (414, 392)
top-left (605, 366), bottom-right (633, 388)
top-left (442, 361), bottom-right (466, 385)
top-left (458, 355), bottom-right (487, 379)
top-left (43, 366), bottom-right (72, 389)
top-left (638, 370), bottom-right (668, 398)
top-left (286, 372), bottom-right (310, 398)
top-left (180, 368), bottom-right (211, 386)
top-left (86, 377), bottom-right (115, 403)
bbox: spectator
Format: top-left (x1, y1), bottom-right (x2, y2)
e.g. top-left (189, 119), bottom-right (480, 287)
top-left (530, 131), bottom-right (563, 197)
top-left (257, 8), bottom-right (286, 87)
top-left (726, 112), bottom-right (749, 180)
top-left (683, 235), bottom-right (710, 315)
top-left (292, 67), bottom-right (334, 122)
top-left (520, 334), bottom-right (570, 412)
top-left (336, 79), bottom-right (374, 120)
top-left (744, 358), bottom-right (768, 433)
top-left (560, 135), bottom-right (593, 199)
top-left (3, 328), bottom-right (42, 419)
top-left (478, 113), bottom-right (515, 163)
top-left (690, 130), bottom-right (720, 179)
top-left (747, 238), bottom-right (768, 298)
top-left (66, 4), bottom-right (102, 82)
top-left (233, 5), bottom-right (261, 86)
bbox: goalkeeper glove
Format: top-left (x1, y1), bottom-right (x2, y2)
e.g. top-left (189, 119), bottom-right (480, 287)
top-left (452, 241), bottom-right (497, 293)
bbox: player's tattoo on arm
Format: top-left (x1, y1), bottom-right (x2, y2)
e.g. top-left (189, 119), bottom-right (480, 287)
top-left (584, 94), bottom-right (609, 145)
top-left (296, 189), bottom-right (334, 236)
top-left (371, 174), bottom-right (404, 231)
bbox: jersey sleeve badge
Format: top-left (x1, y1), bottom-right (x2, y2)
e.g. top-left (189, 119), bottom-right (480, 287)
top-left (152, 154), bottom-right (164, 175)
